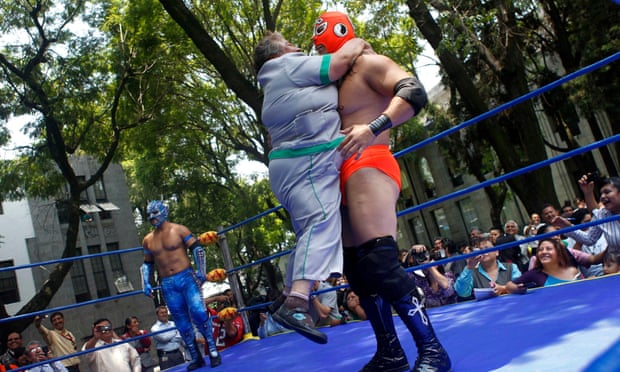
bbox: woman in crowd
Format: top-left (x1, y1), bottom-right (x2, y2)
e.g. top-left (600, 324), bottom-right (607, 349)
top-left (122, 316), bottom-right (156, 372)
top-left (1, 332), bottom-right (28, 369)
top-left (506, 238), bottom-right (583, 294)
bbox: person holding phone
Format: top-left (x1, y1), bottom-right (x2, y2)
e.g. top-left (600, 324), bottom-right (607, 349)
top-left (34, 312), bottom-right (80, 371)
top-left (24, 340), bottom-right (68, 372)
top-left (81, 318), bottom-right (140, 372)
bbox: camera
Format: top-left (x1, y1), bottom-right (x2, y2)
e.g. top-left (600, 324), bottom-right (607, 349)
top-left (413, 250), bottom-right (429, 264)
top-left (585, 171), bottom-right (602, 184)
top-left (430, 251), bottom-right (443, 261)
top-left (96, 324), bottom-right (112, 333)
top-left (42, 346), bottom-right (49, 354)
top-left (406, 249), bottom-right (429, 266)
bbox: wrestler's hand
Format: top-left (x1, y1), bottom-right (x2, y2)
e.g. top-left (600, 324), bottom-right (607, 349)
top-left (207, 268), bottom-right (227, 282)
top-left (338, 124), bottom-right (375, 160)
top-left (143, 283), bottom-right (153, 297)
top-left (218, 307), bottom-right (238, 321)
top-left (195, 270), bottom-right (207, 283)
top-left (199, 231), bottom-right (219, 245)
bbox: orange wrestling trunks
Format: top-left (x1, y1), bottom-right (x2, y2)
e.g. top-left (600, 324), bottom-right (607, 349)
top-left (340, 144), bottom-right (402, 205)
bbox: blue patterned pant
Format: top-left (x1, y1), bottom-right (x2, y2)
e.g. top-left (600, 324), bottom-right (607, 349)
top-left (160, 268), bottom-right (218, 360)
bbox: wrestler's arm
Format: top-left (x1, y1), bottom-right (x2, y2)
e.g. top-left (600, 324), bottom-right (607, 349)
top-left (141, 236), bottom-right (155, 297)
top-left (328, 38), bottom-right (371, 81)
top-left (179, 224), bottom-right (208, 281)
top-left (363, 55), bottom-right (417, 125)
top-left (337, 55), bottom-right (419, 159)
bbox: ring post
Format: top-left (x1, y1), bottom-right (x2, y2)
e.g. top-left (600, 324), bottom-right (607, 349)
top-left (217, 227), bottom-right (253, 339)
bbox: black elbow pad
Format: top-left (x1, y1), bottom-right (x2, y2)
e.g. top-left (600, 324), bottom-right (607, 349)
top-left (393, 77), bottom-right (428, 115)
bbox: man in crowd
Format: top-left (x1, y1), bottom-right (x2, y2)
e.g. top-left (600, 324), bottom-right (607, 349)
top-left (34, 312), bottom-right (80, 371)
top-left (24, 340), bottom-right (68, 372)
top-left (313, 10), bottom-right (451, 372)
top-left (150, 306), bottom-right (186, 370)
top-left (205, 292), bottom-right (245, 350)
top-left (81, 318), bottom-right (140, 372)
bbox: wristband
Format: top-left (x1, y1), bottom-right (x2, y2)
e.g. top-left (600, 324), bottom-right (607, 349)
top-left (368, 114), bottom-right (392, 136)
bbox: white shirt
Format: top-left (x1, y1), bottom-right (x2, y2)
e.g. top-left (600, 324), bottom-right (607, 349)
top-left (566, 208), bottom-right (620, 254)
top-left (566, 235), bottom-right (607, 277)
top-left (26, 361), bottom-right (68, 372)
top-left (150, 320), bottom-right (183, 352)
top-left (81, 338), bottom-right (141, 372)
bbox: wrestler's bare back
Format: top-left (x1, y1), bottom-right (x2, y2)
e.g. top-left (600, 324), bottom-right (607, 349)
top-left (142, 221), bottom-right (193, 277)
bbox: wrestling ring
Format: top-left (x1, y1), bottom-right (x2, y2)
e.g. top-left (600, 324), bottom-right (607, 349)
top-left (2, 52), bottom-right (619, 372)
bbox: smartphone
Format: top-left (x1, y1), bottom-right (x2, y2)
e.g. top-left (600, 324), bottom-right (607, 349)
top-left (42, 346), bottom-right (49, 354)
top-left (524, 282), bottom-right (538, 289)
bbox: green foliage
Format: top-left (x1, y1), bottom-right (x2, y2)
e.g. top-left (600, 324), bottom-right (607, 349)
top-left (0, 156), bottom-right (65, 200)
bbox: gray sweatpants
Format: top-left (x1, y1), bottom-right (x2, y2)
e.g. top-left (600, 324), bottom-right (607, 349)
top-left (268, 148), bottom-right (343, 284)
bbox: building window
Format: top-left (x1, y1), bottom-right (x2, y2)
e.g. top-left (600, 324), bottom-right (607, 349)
top-left (107, 243), bottom-right (124, 276)
top-left (56, 200), bottom-right (71, 225)
top-left (407, 215), bottom-right (427, 246)
top-left (107, 242), bottom-right (134, 293)
top-left (94, 178), bottom-right (108, 202)
top-left (77, 176), bottom-right (89, 204)
top-left (0, 260), bottom-right (20, 304)
top-left (71, 248), bottom-right (92, 303)
top-left (419, 157), bottom-right (436, 198)
top-left (458, 198), bottom-right (480, 234)
top-left (88, 245), bottom-right (111, 298)
top-left (431, 208), bottom-right (451, 239)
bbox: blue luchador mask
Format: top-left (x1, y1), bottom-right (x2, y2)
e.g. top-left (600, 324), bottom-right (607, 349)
top-left (147, 200), bottom-right (168, 228)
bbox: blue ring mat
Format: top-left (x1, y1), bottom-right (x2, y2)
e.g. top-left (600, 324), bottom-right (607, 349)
top-left (169, 273), bottom-right (620, 371)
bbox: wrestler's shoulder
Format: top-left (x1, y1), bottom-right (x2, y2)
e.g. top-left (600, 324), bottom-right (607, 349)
top-left (356, 53), bottom-right (397, 67)
top-left (142, 231), bottom-right (154, 245)
top-left (168, 222), bottom-right (192, 236)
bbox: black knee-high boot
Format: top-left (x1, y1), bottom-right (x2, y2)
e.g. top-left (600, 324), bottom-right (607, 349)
top-left (358, 295), bottom-right (409, 372)
top-left (391, 289), bottom-right (451, 372)
top-left (354, 237), bottom-right (451, 372)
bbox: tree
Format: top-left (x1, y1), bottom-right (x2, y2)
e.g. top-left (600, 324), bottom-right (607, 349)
top-left (0, 0), bottom-right (163, 333)
top-left (401, 0), bottom-right (563, 224)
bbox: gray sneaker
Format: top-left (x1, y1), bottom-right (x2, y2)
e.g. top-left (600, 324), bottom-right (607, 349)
top-left (272, 305), bottom-right (328, 344)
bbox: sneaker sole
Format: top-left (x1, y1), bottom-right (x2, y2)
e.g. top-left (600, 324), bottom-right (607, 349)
top-left (272, 311), bottom-right (328, 344)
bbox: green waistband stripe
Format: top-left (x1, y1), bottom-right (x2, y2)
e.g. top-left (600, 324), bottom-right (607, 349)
top-left (269, 137), bottom-right (344, 160)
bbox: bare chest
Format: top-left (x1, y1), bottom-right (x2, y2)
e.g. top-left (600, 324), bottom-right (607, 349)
top-left (338, 75), bottom-right (390, 127)
top-left (146, 234), bottom-right (184, 257)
